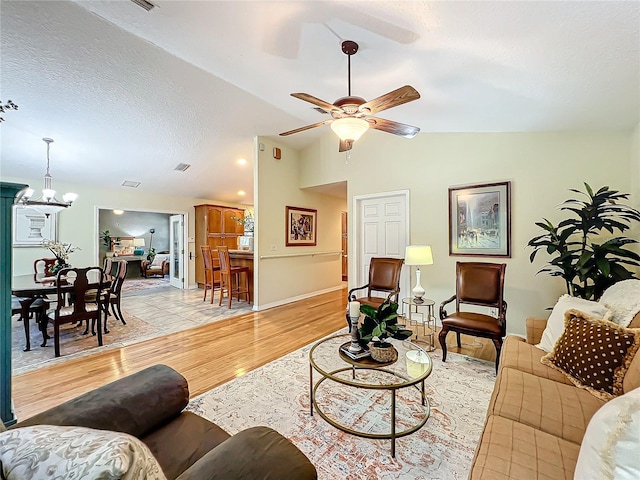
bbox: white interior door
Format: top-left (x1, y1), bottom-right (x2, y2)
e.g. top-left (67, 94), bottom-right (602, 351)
top-left (354, 191), bottom-right (410, 300)
top-left (169, 214), bottom-right (184, 289)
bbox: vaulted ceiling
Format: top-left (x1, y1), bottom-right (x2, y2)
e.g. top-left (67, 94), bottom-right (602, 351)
top-left (2, 1), bottom-right (638, 204)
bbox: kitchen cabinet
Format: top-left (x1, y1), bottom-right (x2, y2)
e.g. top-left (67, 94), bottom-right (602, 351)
top-left (195, 205), bottom-right (244, 286)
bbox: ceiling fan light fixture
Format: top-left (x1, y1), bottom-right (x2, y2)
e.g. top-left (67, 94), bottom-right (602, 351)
top-left (330, 117), bottom-right (369, 142)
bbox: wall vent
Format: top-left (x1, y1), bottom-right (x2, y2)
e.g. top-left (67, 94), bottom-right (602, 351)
top-left (174, 163), bottom-right (191, 172)
top-left (130, 0), bottom-right (156, 12)
top-left (121, 180), bottom-right (141, 188)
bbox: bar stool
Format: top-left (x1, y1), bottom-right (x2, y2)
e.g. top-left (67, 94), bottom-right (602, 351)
top-left (201, 245), bottom-right (220, 304)
top-left (216, 246), bottom-right (250, 308)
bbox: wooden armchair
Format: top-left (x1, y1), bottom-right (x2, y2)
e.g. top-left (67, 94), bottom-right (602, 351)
top-left (438, 262), bottom-right (507, 373)
top-left (347, 257), bottom-right (404, 326)
top-left (141, 255), bottom-right (169, 278)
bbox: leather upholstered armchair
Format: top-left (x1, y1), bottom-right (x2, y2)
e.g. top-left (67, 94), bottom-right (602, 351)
top-left (438, 261), bottom-right (507, 373)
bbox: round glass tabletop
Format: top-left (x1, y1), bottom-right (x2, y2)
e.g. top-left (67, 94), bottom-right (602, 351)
top-left (309, 333), bottom-right (433, 388)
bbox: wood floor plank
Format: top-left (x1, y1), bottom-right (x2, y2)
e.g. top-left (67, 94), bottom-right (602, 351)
top-left (12, 288), bottom-right (495, 421)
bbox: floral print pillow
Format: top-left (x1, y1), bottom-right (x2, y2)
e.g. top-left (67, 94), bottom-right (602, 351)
top-left (0, 425), bottom-right (166, 480)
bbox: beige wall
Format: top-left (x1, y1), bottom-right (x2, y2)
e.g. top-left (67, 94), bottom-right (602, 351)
top-left (631, 121), bottom-right (640, 209)
top-left (299, 131), bottom-right (633, 335)
top-left (4, 175), bottom-right (246, 286)
top-left (254, 138), bottom-right (345, 309)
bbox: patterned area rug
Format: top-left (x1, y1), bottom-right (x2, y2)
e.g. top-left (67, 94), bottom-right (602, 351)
top-left (12, 288), bottom-right (253, 374)
top-left (187, 333), bottom-right (495, 479)
top-left (121, 276), bottom-right (170, 293)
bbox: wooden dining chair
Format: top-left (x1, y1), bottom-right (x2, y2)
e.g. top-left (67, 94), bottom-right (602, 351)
top-left (11, 296), bottom-right (49, 347)
top-left (216, 246), bottom-right (250, 308)
top-left (51, 266), bottom-right (104, 357)
top-left (34, 258), bottom-right (57, 276)
top-left (201, 245), bottom-right (220, 304)
top-left (106, 260), bottom-right (128, 330)
top-left (438, 262), bottom-right (507, 373)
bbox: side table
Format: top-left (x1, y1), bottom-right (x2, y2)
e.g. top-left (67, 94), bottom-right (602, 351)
top-left (401, 297), bottom-right (436, 351)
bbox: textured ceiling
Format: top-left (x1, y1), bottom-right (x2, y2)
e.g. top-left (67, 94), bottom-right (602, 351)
top-left (1, 1), bottom-right (638, 204)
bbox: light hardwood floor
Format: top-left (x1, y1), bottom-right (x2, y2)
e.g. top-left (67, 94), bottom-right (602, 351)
top-left (12, 288), bottom-right (495, 421)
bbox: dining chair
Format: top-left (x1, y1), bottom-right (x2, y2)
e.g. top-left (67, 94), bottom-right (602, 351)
top-left (438, 262), bottom-right (507, 373)
top-left (201, 245), bottom-right (220, 304)
top-left (52, 266), bottom-right (104, 357)
top-left (34, 258), bottom-right (57, 276)
top-left (216, 246), bottom-right (250, 308)
top-left (83, 256), bottom-right (116, 332)
top-left (105, 259), bottom-right (128, 331)
top-left (11, 295), bottom-right (49, 347)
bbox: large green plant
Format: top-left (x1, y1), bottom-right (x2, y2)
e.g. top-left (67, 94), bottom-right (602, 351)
top-left (359, 300), bottom-right (413, 347)
top-left (528, 183), bottom-right (640, 300)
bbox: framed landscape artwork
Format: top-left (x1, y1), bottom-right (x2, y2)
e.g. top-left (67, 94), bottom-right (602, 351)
top-left (12, 206), bottom-right (58, 247)
top-left (448, 181), bottom-right (511, 257)
top-left (286, 206), bottom-right (317, 246)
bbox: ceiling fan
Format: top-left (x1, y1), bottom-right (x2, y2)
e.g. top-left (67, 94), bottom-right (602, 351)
top-left (279, 40), bottom-right (421, 152)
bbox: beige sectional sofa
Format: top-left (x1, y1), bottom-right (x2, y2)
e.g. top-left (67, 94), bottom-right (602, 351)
top-left (469, 313), bottom-right (640, 479)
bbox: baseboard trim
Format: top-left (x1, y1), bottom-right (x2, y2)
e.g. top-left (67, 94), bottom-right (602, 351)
top-left (254, 284), bottom-right (345, 311)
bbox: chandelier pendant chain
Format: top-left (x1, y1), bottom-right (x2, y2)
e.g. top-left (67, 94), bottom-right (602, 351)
top-left (43, 137), bottom-right (54, 192)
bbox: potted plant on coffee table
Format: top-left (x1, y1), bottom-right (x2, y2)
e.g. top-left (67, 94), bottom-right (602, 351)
top-left (359, 300), bottom-right (413, 363)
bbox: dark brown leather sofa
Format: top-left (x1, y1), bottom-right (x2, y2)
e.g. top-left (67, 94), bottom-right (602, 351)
top-left (13, 365), bottom-right (317, 480)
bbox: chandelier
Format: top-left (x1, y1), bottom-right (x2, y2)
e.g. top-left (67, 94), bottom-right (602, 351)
top-left (17, 138), bottom-right (77, 217)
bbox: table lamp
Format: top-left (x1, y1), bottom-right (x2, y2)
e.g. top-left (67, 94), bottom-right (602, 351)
top-left (404, 245), bottom-right (433, 304)
top-left (133, 238), bottom-right (145, 256)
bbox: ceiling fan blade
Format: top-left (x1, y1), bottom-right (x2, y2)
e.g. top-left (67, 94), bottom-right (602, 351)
top-left (359, 85), bottom-right (420, 115)
top-left (367, 117), bottom-right (420, 138)
top-left (339, 139), bottom-right (354, 152)
top-left (279, 119), bottom-right (333, 136)
top-left (291, 93), bottom-right (339, 113)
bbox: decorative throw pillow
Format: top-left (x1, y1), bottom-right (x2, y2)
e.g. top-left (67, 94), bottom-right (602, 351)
top-left (599, 279), bottom-right (640, 328)
top-left (574, 387), bottom-right (640, 480)
top-left (537, 294), bottom-right (611, 353)
top-left (541, 309), bottom-right (640, 400)
top-left (0, 425), bottom-right (167, 480)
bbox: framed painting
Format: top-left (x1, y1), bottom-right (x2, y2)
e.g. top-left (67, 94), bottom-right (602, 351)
top-left (12, 206), bottom-right (58, 247)
top-left (448, 181), bottom-right (511, 257)
top-left (286, 206), bottom-right (317, 246)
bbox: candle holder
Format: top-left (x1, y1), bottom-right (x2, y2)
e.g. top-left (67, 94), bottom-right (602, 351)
top-left (348, 314), bottom-right (363, 354)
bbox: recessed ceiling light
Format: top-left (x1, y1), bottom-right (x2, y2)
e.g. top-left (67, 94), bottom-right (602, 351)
top-left (237, 158), bottom-right (247, 166)
top-left (237, 190), bottom-right (246, 196)
top-left (113, 209), bottom-right (124, 215)
top-left (121, 180), bottom-right (141, 188)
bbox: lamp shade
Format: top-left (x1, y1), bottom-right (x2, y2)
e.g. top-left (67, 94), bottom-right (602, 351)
top-left (133, 238), bottom-right (145, 247)
top-left (404, 245), bottom-right (433, 266)
top-left (330, 117), bottom-right (369, 141)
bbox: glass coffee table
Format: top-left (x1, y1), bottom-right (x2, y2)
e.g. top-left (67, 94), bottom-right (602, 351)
top-left (309, 334), bottom-right (432, 457)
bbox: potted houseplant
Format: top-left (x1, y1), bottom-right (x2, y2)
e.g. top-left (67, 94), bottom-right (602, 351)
top-left (359, 300), bottom-right (413, 362)
top-left (528, 183), bottom-right (640, 300)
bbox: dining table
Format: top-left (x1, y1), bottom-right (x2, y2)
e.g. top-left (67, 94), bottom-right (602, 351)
top-left (12, 271), bottom-right (111, 352)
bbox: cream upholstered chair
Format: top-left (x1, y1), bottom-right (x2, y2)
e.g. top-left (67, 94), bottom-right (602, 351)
top-left (141, 254), bottom-right (169, 278)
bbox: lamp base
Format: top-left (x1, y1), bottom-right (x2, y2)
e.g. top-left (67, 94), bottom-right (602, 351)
top-left (412, 296), bottom-right (425, 304)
